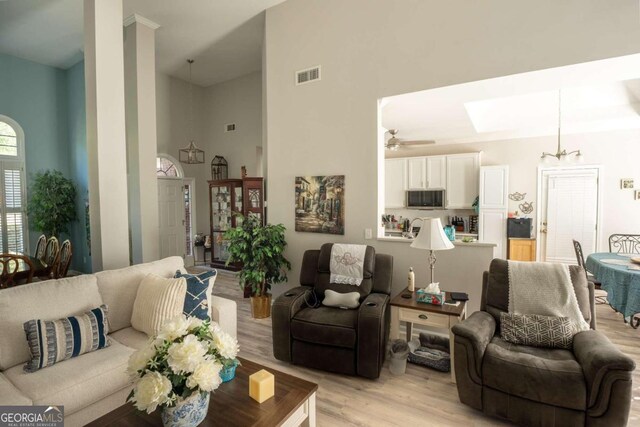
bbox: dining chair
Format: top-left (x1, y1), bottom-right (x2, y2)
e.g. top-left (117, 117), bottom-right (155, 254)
top-left (608, 234), bottom-right (640, 254)
top-left (41, 236), bottom-right (60, 279)
top-left (0, 254), bottom-right (34, 288)
top-left (34, 234), bottom-right (46, 262)
top-left (572, 239), bottom-right (607, 305)
top-left (55, 240), bottom-right (72, 279)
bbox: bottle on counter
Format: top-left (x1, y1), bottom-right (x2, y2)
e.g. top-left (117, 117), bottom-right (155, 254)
top-left (408, 267), bottom-right (415, 292)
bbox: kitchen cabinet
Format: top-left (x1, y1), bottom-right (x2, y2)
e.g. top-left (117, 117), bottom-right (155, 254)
top-left (479, 209), bottom-right (508, 259)
top-left (407, 158), bottom-right (426, 189)
top-left (426, 156), bottom-right (447, 189)
top-left (385, 158), bottom-right (407, 208)
top-left (509, 238), bottom-right (536, 261)
top-left (446, 153), bottom-right (480, 209)
top-left (478, 165), bottom-right (509, 259)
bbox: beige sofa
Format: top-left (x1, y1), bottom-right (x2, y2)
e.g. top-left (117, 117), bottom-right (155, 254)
top-left (0, 256), bottom-right (237, 426)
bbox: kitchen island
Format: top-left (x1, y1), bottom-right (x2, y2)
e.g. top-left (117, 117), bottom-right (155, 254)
top-left (375, 235), bottom-right (496, 314)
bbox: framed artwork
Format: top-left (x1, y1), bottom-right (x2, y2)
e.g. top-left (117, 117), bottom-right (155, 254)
top-left (621, 178), bottom-right (634, 189)
top-left (295, 175), bottom-right (345, 235)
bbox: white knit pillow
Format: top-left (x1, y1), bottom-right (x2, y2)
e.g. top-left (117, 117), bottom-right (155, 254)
top-left (131, 274), bottom-right (187, 336)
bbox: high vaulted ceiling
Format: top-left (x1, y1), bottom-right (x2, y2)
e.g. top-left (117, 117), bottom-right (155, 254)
top-left (382, 54), bottom-right (640, 146)
top-left (0, 0), bottom-right (285, 86)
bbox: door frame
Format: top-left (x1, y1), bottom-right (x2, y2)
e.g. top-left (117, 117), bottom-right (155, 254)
top-left (183, 177), bottom-right (196, 267)
top-left (535, 165), bottom-right (603, 262)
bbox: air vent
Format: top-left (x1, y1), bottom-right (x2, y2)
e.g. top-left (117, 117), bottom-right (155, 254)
top-left (225, 123), bottom-right (236, 132)
top-left (296, 66), bottom-right (321, 85)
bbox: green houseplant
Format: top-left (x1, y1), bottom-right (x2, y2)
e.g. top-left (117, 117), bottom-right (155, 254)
top-left (27, 170), bottom-right (77, 238)
top-left (224, 213), bottom-right (291, 318)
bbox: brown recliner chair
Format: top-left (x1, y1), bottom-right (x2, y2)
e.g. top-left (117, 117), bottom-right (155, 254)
top-left (272, 243), bottom-right (393, 379)
top-left (452, 259), bottom-right (635, 427)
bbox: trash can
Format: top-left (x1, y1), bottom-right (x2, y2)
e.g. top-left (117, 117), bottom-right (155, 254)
top-left (389, 339), bottom-right (409, 376)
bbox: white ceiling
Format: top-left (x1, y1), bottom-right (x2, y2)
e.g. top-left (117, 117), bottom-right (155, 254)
top-left (382, 55), bottom-right (640, 146)
top-left (0, 0), bottom-right (286, 86)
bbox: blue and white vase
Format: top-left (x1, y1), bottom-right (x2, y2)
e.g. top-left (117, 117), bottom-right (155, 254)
top-left (219, 360), bottom-right (238, 383)
top-left (161, 392), bottom-right (210, 427)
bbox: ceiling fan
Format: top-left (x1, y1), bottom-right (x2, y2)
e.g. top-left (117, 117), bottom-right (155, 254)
top-left (385, 129), bottom-right (435, 151)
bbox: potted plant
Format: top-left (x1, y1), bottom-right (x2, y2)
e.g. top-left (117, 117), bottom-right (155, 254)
top-left (27, 170), bottom-right (77, 238)
top-left (127, 316), bottom-right (239, 426)
top-left (224, 213), bottom-right (291, 319)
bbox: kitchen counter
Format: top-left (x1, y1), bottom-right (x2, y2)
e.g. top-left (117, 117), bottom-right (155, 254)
top-left (378, 236), bottom-right (497, 248)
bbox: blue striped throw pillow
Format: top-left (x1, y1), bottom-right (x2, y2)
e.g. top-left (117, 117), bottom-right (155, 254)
top-left (23, 305), bottom-right (110, 372)
top-left (174, 270), bottom-right (217, 320)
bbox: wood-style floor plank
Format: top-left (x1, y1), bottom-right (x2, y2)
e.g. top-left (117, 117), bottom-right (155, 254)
top-left (207, 270), bottom-right (639, 427)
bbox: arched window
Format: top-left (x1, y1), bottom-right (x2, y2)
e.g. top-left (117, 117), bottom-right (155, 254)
top-left (0, 116), bottom-right (27, 253)
top-left (156, 155), bottom-right (182, 178)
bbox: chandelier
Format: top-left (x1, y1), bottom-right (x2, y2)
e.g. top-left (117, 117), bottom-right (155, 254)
top-left (540, 90), bottom-right (583, 164)
top-left (179, 59), bottom-right (205, 164)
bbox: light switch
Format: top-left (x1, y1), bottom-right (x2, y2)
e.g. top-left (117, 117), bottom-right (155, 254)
top-left (364, 228), bottom-right (373, 239)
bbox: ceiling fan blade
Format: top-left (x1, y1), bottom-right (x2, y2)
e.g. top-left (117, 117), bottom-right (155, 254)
top-left (397, 140), bottom-right (436, 146)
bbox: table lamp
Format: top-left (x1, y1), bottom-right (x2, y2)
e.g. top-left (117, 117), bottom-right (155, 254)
top-left (410, 217), bottom-right (454, 285)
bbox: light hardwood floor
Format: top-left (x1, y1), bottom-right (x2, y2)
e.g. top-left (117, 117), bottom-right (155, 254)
top-left (210, 270), bottom-right (640, 427)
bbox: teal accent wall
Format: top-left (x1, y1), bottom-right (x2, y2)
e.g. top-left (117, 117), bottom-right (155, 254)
top-left (66, 60), bottom-right (91, 272)
top-left (0, 53), bottom-right (91, 272)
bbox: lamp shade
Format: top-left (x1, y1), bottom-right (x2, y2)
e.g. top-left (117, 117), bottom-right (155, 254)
top-left (410, 217), bottom-right (454, 251)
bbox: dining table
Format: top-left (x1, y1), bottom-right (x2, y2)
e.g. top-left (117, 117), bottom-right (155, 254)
top-left (585, 252), bottom-right (640, 328)
top-left (0, 253), bottom-right (49, 286)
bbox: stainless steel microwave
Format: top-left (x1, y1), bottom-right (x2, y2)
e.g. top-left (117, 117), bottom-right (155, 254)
top-left (406, 190), bottom-right (445, 209)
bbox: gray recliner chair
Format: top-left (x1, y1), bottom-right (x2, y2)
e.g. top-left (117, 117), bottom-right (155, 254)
top-left (452, 259), bottom-right (635, 427)
top-left (272, 243), bottom-right (393, 379)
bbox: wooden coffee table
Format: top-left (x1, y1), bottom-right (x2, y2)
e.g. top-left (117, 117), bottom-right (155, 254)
top-left (87, 357), bottom-right (317, 427)
top-left (389, 288), bottom-right (467, 383)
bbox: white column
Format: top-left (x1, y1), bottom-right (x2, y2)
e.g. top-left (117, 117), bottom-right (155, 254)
top-left (124, 14), bottom-right (161, 264)
top-left (84, 0), bottom-right (131, 271)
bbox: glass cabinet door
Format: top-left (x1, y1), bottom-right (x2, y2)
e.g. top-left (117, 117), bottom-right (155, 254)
top-left (211, 185), bottom-right (231, 231)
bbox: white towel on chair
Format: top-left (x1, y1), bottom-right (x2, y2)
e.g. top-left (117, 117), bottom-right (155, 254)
top-left (508, 261), bottom-right (590, 332)
top-left (330, 244), bottom-right (367, 286)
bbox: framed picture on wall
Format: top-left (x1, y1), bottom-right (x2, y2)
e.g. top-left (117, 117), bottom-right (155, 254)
top-left (295, 175), bottom-right (345, 235)
top-left (621, 178), bottom-right (634, 189)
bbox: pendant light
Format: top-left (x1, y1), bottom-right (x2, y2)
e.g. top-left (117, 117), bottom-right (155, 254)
top-left (540, 90), bottom-right (583, 164)
top-left (179, 59), bottom-right (205, 164)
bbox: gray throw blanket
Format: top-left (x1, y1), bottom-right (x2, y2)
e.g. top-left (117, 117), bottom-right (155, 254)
top-left (508, 261), bottom-right (589, 332)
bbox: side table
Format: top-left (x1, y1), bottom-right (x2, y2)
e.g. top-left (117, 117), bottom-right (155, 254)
top-left (389, 288), bottom-right (467, 383)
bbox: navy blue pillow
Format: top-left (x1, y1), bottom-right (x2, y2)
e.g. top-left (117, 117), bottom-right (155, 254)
top-left (174, 270), bottom-right (217, 320)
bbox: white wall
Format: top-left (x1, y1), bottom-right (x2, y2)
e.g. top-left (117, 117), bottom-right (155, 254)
top-left (388, 130), bottom-right (640, 253)
top-left (264, 0), bottom-right (640, 305)
top-left (155, 71), bottom-right (263, 240)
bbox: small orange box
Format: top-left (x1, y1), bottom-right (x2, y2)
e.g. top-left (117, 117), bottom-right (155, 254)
top-left (249, 369), bottom-right (274, 403)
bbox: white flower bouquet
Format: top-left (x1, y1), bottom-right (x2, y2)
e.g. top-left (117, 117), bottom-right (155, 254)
top-left (127, 316), bottom-right (240, 414)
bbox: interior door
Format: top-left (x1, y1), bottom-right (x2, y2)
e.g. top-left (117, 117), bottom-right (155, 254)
top-left (158, 178), bottom-right (186, 260)
top-left (540, 169), bottom-right (599, 263)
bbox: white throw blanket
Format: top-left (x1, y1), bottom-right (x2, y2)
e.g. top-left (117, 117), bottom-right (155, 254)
top-left (330, 244), bottom-right (367, 286)
top-left (508, 261), bottom-right (590, 332)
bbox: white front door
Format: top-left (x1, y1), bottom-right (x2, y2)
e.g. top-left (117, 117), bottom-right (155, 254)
top-left (539, 168), bottom-right (599, 263)
top-left (158, 178), bottom-right (186, 260)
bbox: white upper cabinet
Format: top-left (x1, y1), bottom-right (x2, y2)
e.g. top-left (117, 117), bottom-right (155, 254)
top-left (426, 156), bottom-right (446, 189)
top-left (407, 158), bottom-right (427, 190)
top-left (446, 153), bottom-right (480, 209)
top-left (479, 165), bottom-right (509, 210)
top-left (385, 158), bottom-right (407, 208)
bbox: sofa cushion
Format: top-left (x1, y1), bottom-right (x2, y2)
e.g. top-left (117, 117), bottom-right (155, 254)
top-left (131, 274), bottom-right (186, 337)
top-left (174, 269), bottom-right (217, 320)
top-left (24, 305), bottom-right (110, 372)
top-left (0, 275), bottom-right (104, 370)
top-left (291, 306), bottom-right (357, 349)
top-left (4, 340), bottom-right (133, 415)
top-left (110, 327), bottom-right (149, 350)
top-left (0, 373), bottom-right (31, 405)
top-left (482, 337), bottom-right (587, 411)
top-left (95, 256), bottom-right (185, 332)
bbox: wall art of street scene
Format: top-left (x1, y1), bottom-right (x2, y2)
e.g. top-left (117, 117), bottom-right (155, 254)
top-left (295, 175), bottom-right (345, 235)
